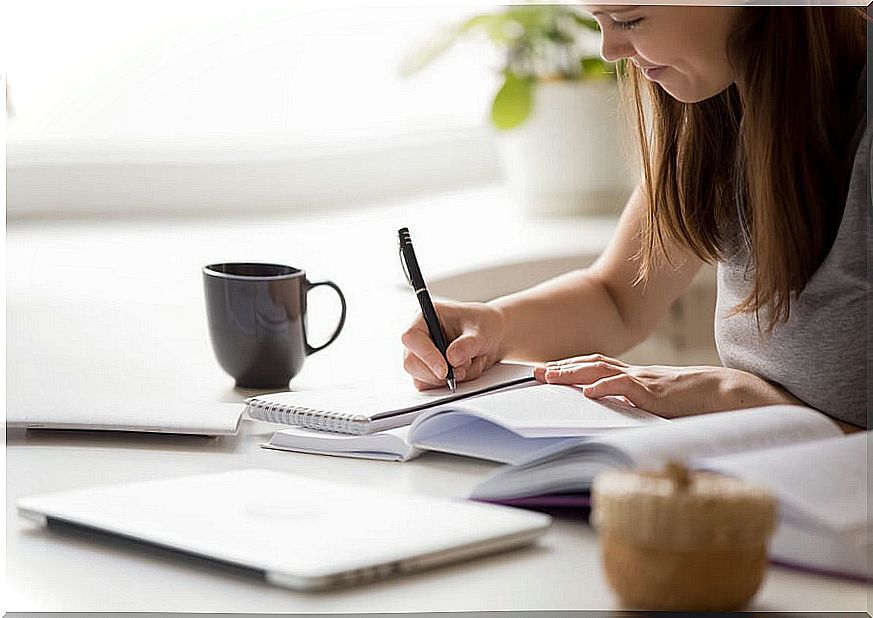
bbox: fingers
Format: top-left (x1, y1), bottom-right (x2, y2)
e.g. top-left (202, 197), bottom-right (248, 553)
top-left (402, 309), bottom-right (486, 384)
top-left (401, 337), bottom-right (473, 388)
top-left (534, 359), bottom-right (654, 410)
top-left (407, 353), bottom-right (475, 390)
top-left (547, 353), bottom-right (629, 368)
top-left (401, 327), bottom-right (448, 380)
top-left (459, 355), bottom-right (489, 383)
top-left (413, 377), bottom-right (443, 391)
top-left (412, 368), bottom-right (470, 391)
top-left (582, 373), bottom-right (654, 410)
top-left (537, 357), bottom-right (627, 386)
top-left (446, 332), bottom-right (482, 368)
top-left (401, 301), bottom-right (504, 388)
top-left (532, 353), bottom-right (653, 408)
top-left (403, 351), bottom-right (447, 388)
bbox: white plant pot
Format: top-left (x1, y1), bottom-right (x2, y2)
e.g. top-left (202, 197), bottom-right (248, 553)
top-left (497, 80), bottom-right (635, 216)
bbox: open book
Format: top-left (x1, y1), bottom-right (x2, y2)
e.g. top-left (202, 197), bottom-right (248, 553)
top-left (470, 405), bottom-right (842, 499)
top-left (467, 405), bottom-right (868, 581)
top-left (262, 382), bottom-right (665, 463)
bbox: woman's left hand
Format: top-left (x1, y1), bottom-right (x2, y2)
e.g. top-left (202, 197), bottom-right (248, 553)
top-left (533, 353), bottom-right (803, 418)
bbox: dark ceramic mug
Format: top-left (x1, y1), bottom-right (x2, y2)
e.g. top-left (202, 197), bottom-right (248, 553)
top-left (203, 263), bottom-right (347, 388)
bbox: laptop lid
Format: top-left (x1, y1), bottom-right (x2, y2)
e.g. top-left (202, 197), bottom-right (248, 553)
top-left (17, 469), bottom-right (551, 591)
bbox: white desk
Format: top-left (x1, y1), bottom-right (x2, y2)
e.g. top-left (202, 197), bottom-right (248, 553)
top-left (6, 187), bottom-right (868, 612)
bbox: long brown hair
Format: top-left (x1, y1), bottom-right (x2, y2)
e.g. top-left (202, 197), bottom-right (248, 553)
top-left (625, 8), bottom-right (866, 331)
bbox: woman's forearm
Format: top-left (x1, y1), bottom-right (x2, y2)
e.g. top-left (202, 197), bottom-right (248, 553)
top-left (489, 188), bottom-right (703, 365)
top-left (490, 269), bottom-right (645, 362)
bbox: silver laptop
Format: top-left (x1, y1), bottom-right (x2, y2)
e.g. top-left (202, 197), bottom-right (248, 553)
top-left (17, 468), bottom-right (551, 591)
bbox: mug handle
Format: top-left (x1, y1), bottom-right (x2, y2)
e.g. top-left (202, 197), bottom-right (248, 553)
top-left (304, 279), bottom-right (347, 355)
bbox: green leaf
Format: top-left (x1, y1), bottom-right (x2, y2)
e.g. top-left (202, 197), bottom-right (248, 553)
top-left (572, 15), bottom-right (601, 32)
top-left (491, 73), bottom-right (533, 130)
top-left (483, 18), bottom-right (524, 45)
top-left (580, 57), bottom-right (617, 80)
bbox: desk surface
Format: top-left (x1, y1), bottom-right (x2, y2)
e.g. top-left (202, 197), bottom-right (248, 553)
top-left (6, 187), bottom-right (869, 612)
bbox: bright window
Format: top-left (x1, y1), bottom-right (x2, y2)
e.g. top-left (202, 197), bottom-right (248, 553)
top-left (7, 1), bottom-right (499, 147)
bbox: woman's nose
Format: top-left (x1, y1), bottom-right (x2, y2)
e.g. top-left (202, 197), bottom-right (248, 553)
top-left (600, 31), bottom-right (634, 63)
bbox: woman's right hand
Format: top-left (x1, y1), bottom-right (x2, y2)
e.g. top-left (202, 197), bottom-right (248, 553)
top-left (401, 300), bottom-right (507, 391)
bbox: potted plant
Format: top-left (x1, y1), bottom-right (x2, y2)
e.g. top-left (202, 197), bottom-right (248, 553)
top-left (402, 5), bottom-right (634, 216)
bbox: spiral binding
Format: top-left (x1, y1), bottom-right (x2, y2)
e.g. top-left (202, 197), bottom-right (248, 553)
top-left (245, 397), bottom-right (367, 434)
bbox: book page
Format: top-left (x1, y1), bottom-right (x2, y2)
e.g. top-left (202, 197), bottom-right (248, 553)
top-left (264, 426), bottom-right (420, 461)
top-left (700, 432), bottom-right (868, 533)
top-left (600, 405), bottom-right (842, 469)
top-left (416, 383), bottom-right (664, 438)
top-left (411, 413), bottom-right (573, 464)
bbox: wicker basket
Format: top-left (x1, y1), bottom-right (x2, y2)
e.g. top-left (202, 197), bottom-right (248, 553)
top-left (591, 461), bottom-right (777, 611)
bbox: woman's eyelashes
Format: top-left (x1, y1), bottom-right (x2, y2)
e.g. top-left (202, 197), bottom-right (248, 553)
top-left (611, 17), bottom-right (644, 31)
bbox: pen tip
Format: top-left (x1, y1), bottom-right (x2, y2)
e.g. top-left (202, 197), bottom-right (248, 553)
top-left (447, 378), bottom-right (457, 393)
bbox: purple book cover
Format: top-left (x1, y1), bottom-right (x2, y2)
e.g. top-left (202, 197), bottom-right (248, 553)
top-left (474, 493), bottom-right (591, 519)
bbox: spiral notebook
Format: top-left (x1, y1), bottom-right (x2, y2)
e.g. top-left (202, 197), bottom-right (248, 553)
top-left (244, 363), bottom-right (536, 435)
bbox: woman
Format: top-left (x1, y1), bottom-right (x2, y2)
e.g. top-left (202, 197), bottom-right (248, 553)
top-left (401, 6), bottom-right (869, 430)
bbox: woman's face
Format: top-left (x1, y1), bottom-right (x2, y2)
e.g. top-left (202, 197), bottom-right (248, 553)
top-left (586, 6), bottom-right (742, 103)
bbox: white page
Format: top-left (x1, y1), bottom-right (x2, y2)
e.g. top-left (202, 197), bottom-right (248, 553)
top-left (415, 383), bottom-right (663, 438)
top-left (599, 405), bottom-right (842, 469)
top-left (768, 518), bottom-right (870, 579)
top-left (246, 362), bottom-right (535, 419)
top-left (700, 432), bottom-right (868, 533)
top-left (411, 413), bottom-right (572, 464)
top-left (471, 405), bottom-right (843, 501)
top-left (264, 426), bottom-right (420, 462)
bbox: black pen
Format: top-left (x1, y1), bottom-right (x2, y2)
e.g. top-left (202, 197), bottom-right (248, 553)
top-left (398, 227), bottom-right (456, 392)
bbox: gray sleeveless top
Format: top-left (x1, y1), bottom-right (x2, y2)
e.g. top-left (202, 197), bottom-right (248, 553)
top-left (715, 101), bottom-right (870, 428)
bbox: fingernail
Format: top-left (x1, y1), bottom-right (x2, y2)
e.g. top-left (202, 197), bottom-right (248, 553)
top-left (544, 368), bottom-right (558, 382)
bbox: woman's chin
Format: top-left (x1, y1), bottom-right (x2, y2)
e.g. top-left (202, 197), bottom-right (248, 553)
top-left (659, 81), bottom-right (735, 104)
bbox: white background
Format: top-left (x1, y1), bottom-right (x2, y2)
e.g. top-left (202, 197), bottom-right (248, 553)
top-left (6, 2), bottom-right (512, 217)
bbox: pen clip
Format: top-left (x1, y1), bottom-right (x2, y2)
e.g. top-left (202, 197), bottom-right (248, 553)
top-left (399, 244), bottom-right (413, 288)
